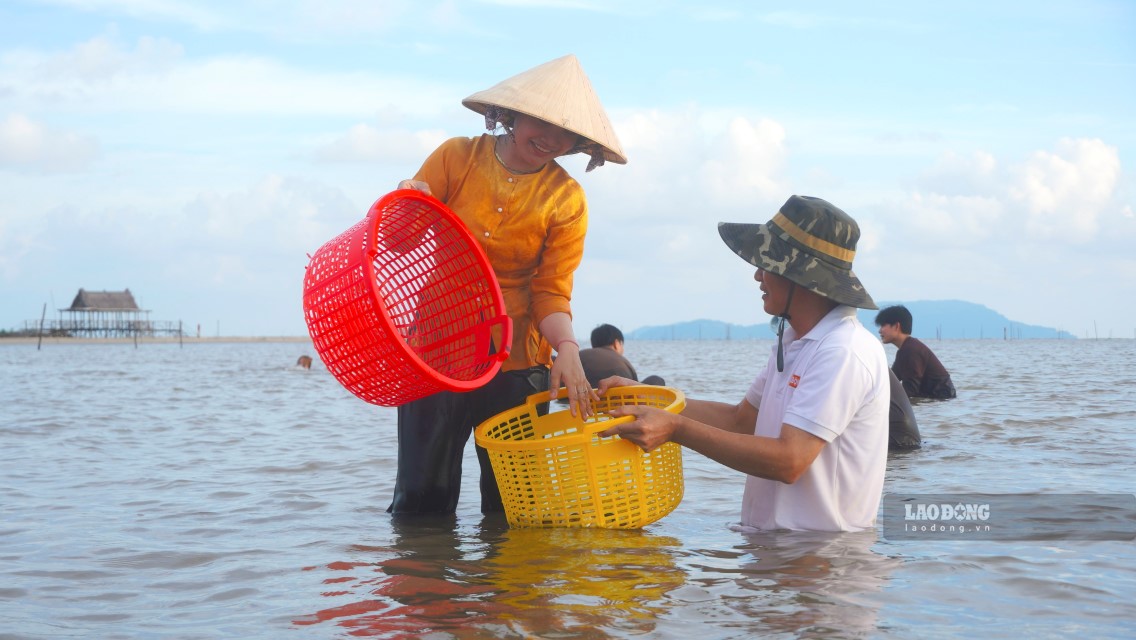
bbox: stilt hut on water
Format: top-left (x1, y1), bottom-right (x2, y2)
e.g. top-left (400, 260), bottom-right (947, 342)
top-left (59, 289), bottom-right (154, 338)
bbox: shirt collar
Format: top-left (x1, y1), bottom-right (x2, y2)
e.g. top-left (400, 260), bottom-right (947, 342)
top-left (784, 305), bottom-right (857, 343)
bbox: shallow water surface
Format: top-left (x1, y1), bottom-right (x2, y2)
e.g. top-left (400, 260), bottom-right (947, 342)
top-left (2, 338), bottom-right (1134, 638)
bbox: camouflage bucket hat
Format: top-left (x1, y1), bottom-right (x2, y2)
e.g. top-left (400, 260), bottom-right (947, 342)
top-left (718, 195), bottom-right (877, 310)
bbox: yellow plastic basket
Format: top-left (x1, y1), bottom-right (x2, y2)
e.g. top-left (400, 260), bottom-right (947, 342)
top-left (474, 385), bottom-right (686, 529)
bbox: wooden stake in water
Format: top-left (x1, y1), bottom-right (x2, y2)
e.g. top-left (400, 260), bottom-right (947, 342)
top-left (36, 303), bottom-right (46, 351)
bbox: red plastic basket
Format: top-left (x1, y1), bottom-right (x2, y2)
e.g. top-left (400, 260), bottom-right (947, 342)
top-left (302, 189), bottom-right (512, 406)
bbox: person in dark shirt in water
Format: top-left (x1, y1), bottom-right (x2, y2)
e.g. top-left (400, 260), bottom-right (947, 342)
top-left (578, 324), bottom-right (636, 387)
top-left (875, 305), bottom-right (956, 400)
top-left (887, 368), bottom-right (921, 450)
top-left (577, 324), bottom-right (665, 389)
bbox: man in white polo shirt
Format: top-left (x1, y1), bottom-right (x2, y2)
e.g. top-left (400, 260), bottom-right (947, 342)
top-left (599, 195), bottom-right (889, 532)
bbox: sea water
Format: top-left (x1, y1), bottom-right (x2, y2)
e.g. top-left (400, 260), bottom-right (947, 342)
top-left (1, 338), bottom-right (1134, 639)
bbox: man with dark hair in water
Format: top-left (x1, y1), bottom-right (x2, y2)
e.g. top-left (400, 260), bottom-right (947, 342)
top-left (875, 305), bottom-right (956, 400)
top-left (579, 324), bottom-right (637, 387)
top-left (577, 324), bottom-right (666, 389)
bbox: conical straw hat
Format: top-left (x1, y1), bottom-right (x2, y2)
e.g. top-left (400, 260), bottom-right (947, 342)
top-left (462, 54), bottom-right (627, 165)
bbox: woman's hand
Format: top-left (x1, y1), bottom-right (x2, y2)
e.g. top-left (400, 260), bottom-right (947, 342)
top-left (397, 179), bottom-right (433, 196)
top-left (548, 342), bottom-right (597, 419)
top-left (539, 313), bottom-right (596, 419)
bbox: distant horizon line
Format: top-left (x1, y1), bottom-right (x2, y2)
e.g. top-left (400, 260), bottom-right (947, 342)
top-left (8, 335), bottom-right (1136, 348)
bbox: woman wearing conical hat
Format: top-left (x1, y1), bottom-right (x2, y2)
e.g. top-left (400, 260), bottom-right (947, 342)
top-left (391, 54), bottom-right (625, 515)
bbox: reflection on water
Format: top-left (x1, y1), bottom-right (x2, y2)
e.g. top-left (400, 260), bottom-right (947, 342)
top-left (487, 526), bottom-right (683, 634)
top-left (294, 516), bottom-right (898, 639)
top-left (296, 516), bottom-right (498, 638)
top-left (295, 515), bottom-right (686, 638)
top-left (671, 530), bottom-right (897, 639)
top-left (2, 339), bottom-right (1135, 638)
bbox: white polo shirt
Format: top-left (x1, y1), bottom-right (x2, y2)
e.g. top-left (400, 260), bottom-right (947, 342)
top-left (740, 305), bottom-right (889, 532)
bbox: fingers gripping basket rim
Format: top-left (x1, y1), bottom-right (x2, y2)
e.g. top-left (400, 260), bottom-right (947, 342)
top-left (302, 189), bottom-right (513, 406)
top-left (475, 385), bottom-right (686, 529)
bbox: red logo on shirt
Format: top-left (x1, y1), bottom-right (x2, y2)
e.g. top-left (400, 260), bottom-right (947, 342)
top-left (789, 374), bottom-right (800, 388)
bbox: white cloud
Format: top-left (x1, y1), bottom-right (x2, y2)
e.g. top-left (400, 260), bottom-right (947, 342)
top-left (1, 34), bottom-right (452, 117)
top-left (312, 124), bottom-right (449, 164)
top-left (0, 216), bottom-right (42, 281)
top-left (1010, 137), bottom-right (1120, 241)
top-left (288, 0), bottom-right (413, 33)
top-left (34, 0), bottom-right (225, 30)
top-left (0, 113), bottom-right (100, 172)
top-left (31, 33), bottom-right (184, 82)
top-left (893, 138), bottom-right (1122, 246)
top-left (568, 105), bottom-right (791, 329)
top-left (699, 116), bottom-right (787, 205)
top-left (891, 192), bottom-right (1004, 244)
top-left (32, 0), bottom-right (450, 38)
top-left (917, 150), bottom-right (999, 196)
top-left (845, 136), bottom-right (1131, 339)
top-left (181, 174), bottom-right (358, 254)
top-left (0, 171), bottom-right (362, 333)
top-left (585, 106), bottom-right (789, 223)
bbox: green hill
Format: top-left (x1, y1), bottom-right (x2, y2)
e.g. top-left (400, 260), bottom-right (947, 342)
top-left (627, 300), bottom-right (1075, 340)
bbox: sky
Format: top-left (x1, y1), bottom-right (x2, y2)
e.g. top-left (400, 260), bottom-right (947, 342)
top-left (1, 0), bottom-right (1134, 340)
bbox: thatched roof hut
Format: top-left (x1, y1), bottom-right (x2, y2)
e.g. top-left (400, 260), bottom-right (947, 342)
top-left (57, 288), bottom-right (152, 337)
top-left (67, 288), bottom-right (143, 311)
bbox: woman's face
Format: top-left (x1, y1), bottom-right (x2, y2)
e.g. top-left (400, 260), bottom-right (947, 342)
top-left (507, 113), bottom-right (581, 171)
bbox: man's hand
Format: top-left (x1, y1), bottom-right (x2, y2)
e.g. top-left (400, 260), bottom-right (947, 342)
top-left (595, 375), bottom-right (638, 396)
top-left (598, 404), bottom-right (679, 452)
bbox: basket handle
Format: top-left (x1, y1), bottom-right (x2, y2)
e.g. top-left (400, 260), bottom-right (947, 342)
top-left (407, 313), bottom-right (510, 362)
top-left (477, 314), bottom-right (512, 364)
top-left (520, 386), bottom-right (644, 435)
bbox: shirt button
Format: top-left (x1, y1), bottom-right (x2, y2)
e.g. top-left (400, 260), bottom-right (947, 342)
top-left (497, 207), bottom-right (503, 213)
top-left (507, 177), bottom-right (514, 183)
top-left (483, 231), bottom-right (490, 238)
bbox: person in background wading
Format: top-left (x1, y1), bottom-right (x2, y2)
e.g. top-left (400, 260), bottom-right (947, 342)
top-left (887, 368), bottom-right (921, 450)
top-left (875, 304), bottom-right (957, 400)
top-left (390, 55), bottom-right (626, 515)
top-left (578, 323), bottom-right (665, 388)
top-left (579, 324), bottom-right (637, 386)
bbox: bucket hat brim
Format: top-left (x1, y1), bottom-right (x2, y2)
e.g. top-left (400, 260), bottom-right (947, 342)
top-left (718, 196), bottom-right (877, 310)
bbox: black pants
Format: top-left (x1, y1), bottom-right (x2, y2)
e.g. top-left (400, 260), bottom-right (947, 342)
top-left (388, 366), bottom-right (549, 515)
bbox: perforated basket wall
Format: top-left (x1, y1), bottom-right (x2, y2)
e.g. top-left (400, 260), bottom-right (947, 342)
top-left (475, 386), bottom-right (686, 529)
top-left (302, 190), bottom-right (511, 407)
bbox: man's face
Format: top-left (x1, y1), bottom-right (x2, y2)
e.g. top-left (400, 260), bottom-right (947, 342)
top-left (755, 269), bottom-right (793, 316)
top-left (878, 322), bottom-right (902, 345)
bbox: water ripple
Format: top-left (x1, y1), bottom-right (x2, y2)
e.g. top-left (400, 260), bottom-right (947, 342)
top-left (2, 339), bottom-right (1134, 639)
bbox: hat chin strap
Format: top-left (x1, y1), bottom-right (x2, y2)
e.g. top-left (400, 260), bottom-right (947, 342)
top-left (776, 283), bottom-right (796, 373)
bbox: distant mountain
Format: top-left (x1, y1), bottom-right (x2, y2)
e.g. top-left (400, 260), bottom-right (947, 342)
top-left (627, 300), bottom-right (1076, 340)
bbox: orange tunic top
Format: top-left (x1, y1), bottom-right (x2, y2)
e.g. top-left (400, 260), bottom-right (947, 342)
top-left (413, 134), bottom-right (588, 372)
